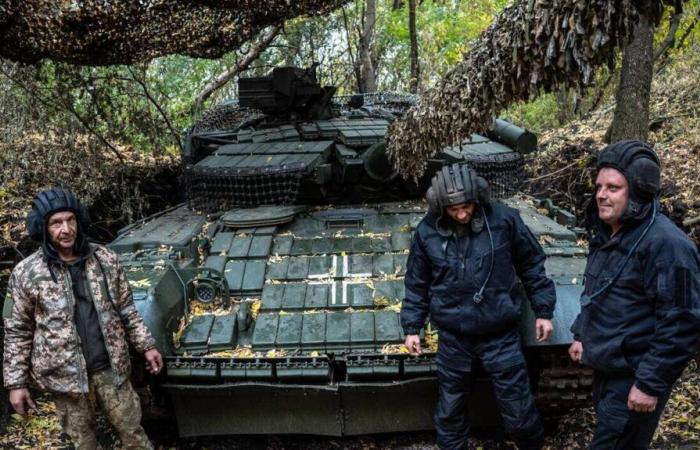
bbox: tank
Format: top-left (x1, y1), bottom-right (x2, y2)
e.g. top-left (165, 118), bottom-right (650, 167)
top-left (110, 66), bottom-right (592, 437)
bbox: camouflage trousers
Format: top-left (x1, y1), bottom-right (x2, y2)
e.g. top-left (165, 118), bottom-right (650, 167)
top-left (52, 369), bottom-right (154, 450)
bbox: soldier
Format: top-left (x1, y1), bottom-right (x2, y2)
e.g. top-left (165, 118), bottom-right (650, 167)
top-left (3, 188), bottom-right (162, 449)
top-left (569, 140), bottom-right (700, 450)
top-left (401, 164), bottom-right (556, 450)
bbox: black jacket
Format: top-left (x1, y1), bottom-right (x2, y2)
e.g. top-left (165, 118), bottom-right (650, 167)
top-left (572, 203), bottom-right (700, 396)
top-left (401, 202), bottom-right (556, 337)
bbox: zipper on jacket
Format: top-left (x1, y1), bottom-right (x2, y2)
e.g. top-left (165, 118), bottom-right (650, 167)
top-left (450, 235), bottom-right (466, 281)
top-left (61, 268), bottom-right (90, 393)
top-left (85, 256), bottom-right (118, 385)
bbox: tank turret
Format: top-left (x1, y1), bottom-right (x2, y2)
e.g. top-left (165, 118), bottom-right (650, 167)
top-left (110, 66), bottom-right (591, 437)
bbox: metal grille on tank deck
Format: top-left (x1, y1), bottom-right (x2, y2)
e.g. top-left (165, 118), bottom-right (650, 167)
top-left (468, 152), bottom-right (526, 199)
top-left (185, 164), bottom-right (304, 213)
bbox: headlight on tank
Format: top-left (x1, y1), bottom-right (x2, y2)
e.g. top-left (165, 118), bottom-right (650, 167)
top-left (194, 280), bottom-right (218, 303)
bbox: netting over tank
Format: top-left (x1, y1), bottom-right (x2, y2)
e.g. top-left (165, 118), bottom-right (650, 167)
top-left (1, 0), bottom-right (348, 65)
top-left (185, 164), bottom-right (305, 213)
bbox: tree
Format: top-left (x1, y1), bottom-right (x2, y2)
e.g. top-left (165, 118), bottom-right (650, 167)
top-left (408, 0), bottom-right (420, 93)
top-left (607, 14), bottom-right (654, 142)
top-left (358, 0), bottom-right (378, 93)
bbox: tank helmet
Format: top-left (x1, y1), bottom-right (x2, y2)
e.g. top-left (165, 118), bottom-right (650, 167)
top-left (597, 140), bottom-right (660, 218)
top-left (425, 164), bottom-right (490, 235)
top-left (426, 163), bottom-right (490, 215)
top-left (26, 188), bottom-right (90, 242)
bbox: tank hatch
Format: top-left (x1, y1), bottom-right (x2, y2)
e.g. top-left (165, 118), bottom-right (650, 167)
top-left (110, 205), bottom-right (206, 257)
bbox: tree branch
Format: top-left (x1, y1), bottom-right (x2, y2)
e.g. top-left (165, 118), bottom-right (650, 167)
top-left (341, 6), bottom-right (361, 91)
top-left (653, 11), bottom-right (682, 61)
top-left (127, 66), bottom-right (183, 153)
top-left (0, 64), bottom-right (126, 164)
top-left (655, 6), bottom-right (700, 75)
top-left (193, 26), bottom-right (281, 113)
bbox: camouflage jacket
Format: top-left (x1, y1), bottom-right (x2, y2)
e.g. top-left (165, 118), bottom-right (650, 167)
top-left (3, 244), bottom-right (156, 394)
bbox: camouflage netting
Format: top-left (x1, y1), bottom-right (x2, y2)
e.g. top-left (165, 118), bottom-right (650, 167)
top-left (191, 103), bottom-right (263, 134)
top-left (387, 0), bottom-right (671, 180)
top-left (0, 0), bottom-right (348, 65)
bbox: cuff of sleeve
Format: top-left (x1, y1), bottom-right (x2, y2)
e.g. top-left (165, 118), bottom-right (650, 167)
top-left (143, 345), bottom-right (156, 353)
top-left (403, 327), bottom-right (422, 336)
top-left (534, 309), bottom-right (553, 320)
top-left (5, 383), bottom-right (28, 391)
top-left (635, 380), bottom-right (663, 397)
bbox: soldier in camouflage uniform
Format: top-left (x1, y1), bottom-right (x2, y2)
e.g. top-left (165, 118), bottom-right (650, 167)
top-left (3, 188), bottom-right (163, 450)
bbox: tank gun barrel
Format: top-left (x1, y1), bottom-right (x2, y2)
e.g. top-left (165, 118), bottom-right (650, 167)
top-left (488, 119), bottom-right (537, 154)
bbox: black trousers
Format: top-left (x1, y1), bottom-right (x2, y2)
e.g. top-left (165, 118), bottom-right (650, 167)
top-left (434, 328), bottom-right (544, 450)
top-left (590, 373), bottom-right (673, 450)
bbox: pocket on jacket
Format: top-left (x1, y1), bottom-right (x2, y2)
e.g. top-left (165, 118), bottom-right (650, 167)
top-left (584, 333), bottom-right (632, 372)
top-left (476, 243), bottom-right (515, 288)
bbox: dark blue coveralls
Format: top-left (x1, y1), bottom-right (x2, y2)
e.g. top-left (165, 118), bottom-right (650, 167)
top-left (401, 202), bottom-right (556, 450)
top-left (572, 202), bottom-right (700, 450)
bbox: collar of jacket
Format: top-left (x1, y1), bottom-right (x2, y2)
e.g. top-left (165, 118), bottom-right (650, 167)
top-left (42, 243), bottom-right (98, 283)
top-left (426, 205), bottom-right (489, 237)
top-left (588, 199), bottom-right (659, 251)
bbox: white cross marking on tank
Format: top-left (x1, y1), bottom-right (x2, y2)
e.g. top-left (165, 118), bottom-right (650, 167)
top-left (342, 255), bottom-right (372, 278)
top-left (308, 255), bottom-right (337, 280)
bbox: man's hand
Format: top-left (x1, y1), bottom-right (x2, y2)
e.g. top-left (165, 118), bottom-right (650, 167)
top-left (404, 335), bottom-right (422, 356)
top-left (9, 388), bottom-right (36, 415)
top-left (535, 318), bottom-right (553, 342)
top-left (144, 348), bottom-right (163, 374)
top-left (568, 340), bottom-right (583, 362)
top-left (628, 385), bottom-right (658, 413)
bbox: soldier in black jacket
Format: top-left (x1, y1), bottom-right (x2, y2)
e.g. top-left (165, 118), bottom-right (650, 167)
top-left (569, 140), bottom-right (700, 450)
top-left (401, 164), bottom-right (556, 450)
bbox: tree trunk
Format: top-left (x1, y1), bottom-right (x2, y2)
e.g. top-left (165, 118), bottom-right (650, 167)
top-left (193, 26), bottom-right (280, 112)
top-left (408, 0), bottom-right (420, 94)
top-left (607, 15), bottom-right (654, 143)
top-left (357, 0), bottom-right (377, 93)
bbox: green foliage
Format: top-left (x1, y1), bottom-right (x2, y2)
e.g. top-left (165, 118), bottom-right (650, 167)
top-left (378, 0), bottom-right (509, 90)
top-left (504, 94), bottom-right (563, 133)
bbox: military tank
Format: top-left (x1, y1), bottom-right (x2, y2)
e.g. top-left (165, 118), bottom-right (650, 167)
top-left (111, 66), bottom-right (592, 437)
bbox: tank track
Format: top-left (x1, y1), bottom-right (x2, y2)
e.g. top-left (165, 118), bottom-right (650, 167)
top-left (536, 349), bottom-right (594, 413)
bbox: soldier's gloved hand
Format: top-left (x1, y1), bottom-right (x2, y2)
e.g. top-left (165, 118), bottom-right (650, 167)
top-left (568, 340), bottom-right (583, 363)
top-left (144, 348), bottom-right (164, 374)
top-left (535, 318), bottom-right (553, 342)
top-left (628, 385), bottom-right (658, 413)
top-left (404, 335), bottom-right (422, 356)
top-left (9, 388), bottom-right (36, 415)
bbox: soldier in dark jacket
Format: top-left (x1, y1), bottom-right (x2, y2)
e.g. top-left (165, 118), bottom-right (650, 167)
top-left (569, 140), bottom-right (700, 450)
top-left (401, 164), bottom-right (556, 450)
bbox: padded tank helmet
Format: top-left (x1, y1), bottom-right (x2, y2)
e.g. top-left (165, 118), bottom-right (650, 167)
top-left (425, 163), bottom-right (490, 235)
top-left (596, 140), bottom-right (661, 220)
top-left (26, 188), bottom-right (90, 259)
